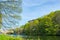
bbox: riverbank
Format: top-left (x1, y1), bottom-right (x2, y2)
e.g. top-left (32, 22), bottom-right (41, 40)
top-left (0, 34), bottom-right (60, 40)
top-left (0, 34), bottom-right (23, 40)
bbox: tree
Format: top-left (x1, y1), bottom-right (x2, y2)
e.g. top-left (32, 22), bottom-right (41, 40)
top-left (20, 10), bottom-right (60, 36)
top-left (0, 13), bottom-right (2, 28)
top-left (0, 0), bottom-right (22, 29)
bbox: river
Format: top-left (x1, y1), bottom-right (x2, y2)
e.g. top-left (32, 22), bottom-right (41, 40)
top-left (9, 34), bottom-right (60, 40)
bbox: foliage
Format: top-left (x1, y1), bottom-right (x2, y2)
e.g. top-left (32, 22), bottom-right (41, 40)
top-left (0, 0), bottom-right (22, 29)
top-left (19, 10), bottom-right (60, 36)
top-left (0, 14), bottom-right (2, 27)
top-left (0, 34), bottom-right (23, 40)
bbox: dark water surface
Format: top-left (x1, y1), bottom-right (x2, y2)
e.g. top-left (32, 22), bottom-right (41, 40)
top-left (23, 36), bottom-right (60, 40)
top-left (10, 35), bottom-right (60, 40)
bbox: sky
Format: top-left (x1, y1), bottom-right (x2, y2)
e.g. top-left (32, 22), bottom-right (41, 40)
top-left (0, 0), bottom-right (60, 31)
top-left (19, 0), bottom-right (60, 26)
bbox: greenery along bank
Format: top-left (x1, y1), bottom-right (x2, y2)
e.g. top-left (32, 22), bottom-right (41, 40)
top-left (8, 10), bottom-right (60, 36)
top-left (18, 10), bottom-right (60, 36)
top-left (0, 34), bottom-right (23, 40)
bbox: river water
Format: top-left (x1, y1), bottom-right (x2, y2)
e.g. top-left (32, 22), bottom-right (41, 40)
top-left (9, 34), bottom-right (60, 40)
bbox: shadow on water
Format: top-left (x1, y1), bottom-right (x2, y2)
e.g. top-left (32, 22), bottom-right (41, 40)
top-left (23, 36), bottom-right (60, 40)
top-left (10, 34), bottom-right (60, 40)
top-left (40, 36), bottom-right (60, 40)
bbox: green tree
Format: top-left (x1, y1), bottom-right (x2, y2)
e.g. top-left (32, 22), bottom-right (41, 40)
top-left (18, 10), bottom-right (60, 36)
top-left (0, 13), bottom-right (2, 27)
top-left (0, 0), bottom-right (22, 29)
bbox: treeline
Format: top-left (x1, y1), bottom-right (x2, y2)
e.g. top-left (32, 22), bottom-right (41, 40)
top-left (8, 10), bottom-right (60, 36)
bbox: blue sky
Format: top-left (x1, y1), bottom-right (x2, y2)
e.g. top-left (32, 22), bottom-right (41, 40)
top-left (0, 0), bottom-right (60, 30)
top-left (19, 0), bottom-right (60, 26)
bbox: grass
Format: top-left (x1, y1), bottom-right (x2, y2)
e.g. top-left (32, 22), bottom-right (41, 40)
top-left (0, 34), bottom-right (23, 40)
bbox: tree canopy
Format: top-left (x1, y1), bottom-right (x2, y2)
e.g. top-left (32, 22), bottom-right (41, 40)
top-left (18, 10), bottom-right (60, 36)
top-left (0, 0), bottom-right (22, 30)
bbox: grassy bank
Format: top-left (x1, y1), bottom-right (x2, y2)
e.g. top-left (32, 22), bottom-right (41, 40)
top-left (0, 34), bottom-right (23, 40)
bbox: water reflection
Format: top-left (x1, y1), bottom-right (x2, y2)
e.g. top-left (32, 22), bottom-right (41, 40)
top-left (9, 35), bottom-right (60, 40)
top-left (23, 36), bottom-right (60, 40)
top-left (40, 36), bottom-right (60, 40)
